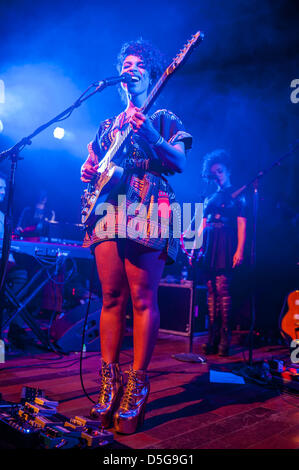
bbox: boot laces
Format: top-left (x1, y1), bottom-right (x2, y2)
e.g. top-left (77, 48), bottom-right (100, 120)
top-left (97, 366), bottom-right (114, 404)
top-left (121, 370), bottom-right (142, 410)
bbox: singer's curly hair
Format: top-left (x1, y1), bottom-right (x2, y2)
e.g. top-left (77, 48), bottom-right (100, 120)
top-left (201, 149), bottom-right (231, 181)
top-left (116, 38), bottom-right (165, 81)
top-left (116, 38), bottom-right (165, 102)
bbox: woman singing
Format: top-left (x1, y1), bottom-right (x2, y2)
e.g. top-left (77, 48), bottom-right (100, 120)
top-left (81, 39), bottom-right (192, 434)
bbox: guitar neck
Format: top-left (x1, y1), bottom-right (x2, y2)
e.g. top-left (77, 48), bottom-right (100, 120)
top-left (141, 72), bottom-right (170, 114)
top-left (113, 124), bottom-right (131, 156)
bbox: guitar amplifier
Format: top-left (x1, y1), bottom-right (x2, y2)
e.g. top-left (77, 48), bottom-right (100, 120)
top-left (158, 281), bottom-right (208, 336)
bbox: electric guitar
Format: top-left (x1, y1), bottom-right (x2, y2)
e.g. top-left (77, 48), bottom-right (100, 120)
top-left (81, 31), bottom-right (204, 227)
top-left (280, 290), bottom-right (299, 343)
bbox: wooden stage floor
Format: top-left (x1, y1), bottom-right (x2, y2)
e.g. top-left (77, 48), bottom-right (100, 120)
top-left (1, 332), bottom-right (298, 450)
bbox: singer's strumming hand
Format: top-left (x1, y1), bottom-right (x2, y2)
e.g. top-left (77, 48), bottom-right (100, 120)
top-left (81, 162), bottom-right (99, 183)
top-left (130, 110), bottom-right (160, 145)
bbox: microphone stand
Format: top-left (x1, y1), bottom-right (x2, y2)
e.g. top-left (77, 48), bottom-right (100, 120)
top-left (248, 179), bottom-right (258, 366)
top-left (172, 226), bottom-right (206, 364)
top-left (172, 265), bottom-right (206, 364)
top-left (0, 78), bottom-right (113, 337)
top-left (173, 141), bottom-right (298, 367)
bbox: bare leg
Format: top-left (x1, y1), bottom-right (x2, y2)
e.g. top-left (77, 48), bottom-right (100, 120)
top-left (124, 241), bottom-right (166, 371)
top-left (94, 241), bottom-right (130, 364)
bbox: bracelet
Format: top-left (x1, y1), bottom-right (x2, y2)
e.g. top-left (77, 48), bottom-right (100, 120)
top-left (153, 135), bottom-right (164, 147)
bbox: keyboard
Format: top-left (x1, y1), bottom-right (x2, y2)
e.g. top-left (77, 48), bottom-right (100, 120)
top-left (9, 239), bottom-right (93, 260)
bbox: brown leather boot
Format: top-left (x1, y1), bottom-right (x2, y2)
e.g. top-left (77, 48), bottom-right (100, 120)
top-left (113, 368), bottom-right (150, 434)
top-left (90, 360), bottom-right (123, 428)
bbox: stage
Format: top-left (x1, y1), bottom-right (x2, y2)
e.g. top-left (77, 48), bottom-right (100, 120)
top-left (1, 331), bottom-right (298, 450)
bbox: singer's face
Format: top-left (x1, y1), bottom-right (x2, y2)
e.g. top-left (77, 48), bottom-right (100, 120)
top-left (210, 163), bottom-right (230, 188)
top-left (121, 55), bottom-right (150, 96)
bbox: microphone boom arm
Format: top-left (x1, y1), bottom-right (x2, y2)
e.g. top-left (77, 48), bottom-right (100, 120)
top-left (0, 77), bottom-right (117, 322)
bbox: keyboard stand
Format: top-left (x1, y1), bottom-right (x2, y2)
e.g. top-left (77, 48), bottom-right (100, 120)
top-left (2, 259), bottom-right (66, 350)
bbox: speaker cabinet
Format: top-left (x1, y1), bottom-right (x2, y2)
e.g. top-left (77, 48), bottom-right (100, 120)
top-left (158, 281), bottom-right (208, 336)
top-left (51, 282), bottom-right (208, 351)
top-left (50, 299), bottom-right (101, 352)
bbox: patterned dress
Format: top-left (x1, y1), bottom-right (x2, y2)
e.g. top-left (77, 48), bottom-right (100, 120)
top-left (82, 109), bottom-right (192, 263)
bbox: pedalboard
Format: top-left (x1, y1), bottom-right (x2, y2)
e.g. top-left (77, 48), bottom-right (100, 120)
top-left (0, 391), bottom-right (113, 449)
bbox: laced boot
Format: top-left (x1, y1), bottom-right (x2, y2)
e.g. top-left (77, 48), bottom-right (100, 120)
top-left (113, 368), bottom-right (150, 434)
top-left (90, 360), bottom-right (123, 427)
top-left (202, 280), bottom-right (220, 354)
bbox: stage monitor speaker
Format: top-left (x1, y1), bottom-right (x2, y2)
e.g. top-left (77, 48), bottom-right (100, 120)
top-left (158, 282), bottom-right (208, 336)
top-left (50, 299), bottom-right (102, 352)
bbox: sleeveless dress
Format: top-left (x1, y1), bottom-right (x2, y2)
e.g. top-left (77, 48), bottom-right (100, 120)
top-left (82, 109), bottom-right (192, 263)
top-left (201, 186), bottom-right (247, 272)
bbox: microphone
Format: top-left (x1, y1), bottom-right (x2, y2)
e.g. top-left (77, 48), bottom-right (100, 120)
top-left (95, 73), bottom-right (138, 87)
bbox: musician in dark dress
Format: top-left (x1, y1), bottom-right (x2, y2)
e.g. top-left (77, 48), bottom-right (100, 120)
top-left (194, 150), bottom-right (247, 356)
top-left (81, 39), bottom-right (192, 434)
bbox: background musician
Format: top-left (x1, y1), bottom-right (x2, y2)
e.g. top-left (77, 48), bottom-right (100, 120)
top-left (16, 190), bottom-right (55, 240)
top-left (191, 150), bottom-right (247, 356)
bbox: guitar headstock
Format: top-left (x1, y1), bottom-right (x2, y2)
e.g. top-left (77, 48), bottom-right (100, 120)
top-left (142, 30), bottom-right (205, 113)
top-left (166, 31), bottom-right (204, 76)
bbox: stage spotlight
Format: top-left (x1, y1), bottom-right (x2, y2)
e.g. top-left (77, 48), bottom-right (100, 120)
top-left (53, 127), bottom-right (65, 139)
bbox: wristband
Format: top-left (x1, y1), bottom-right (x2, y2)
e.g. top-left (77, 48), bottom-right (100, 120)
top-left (153, 135), bottom-right (164, 146)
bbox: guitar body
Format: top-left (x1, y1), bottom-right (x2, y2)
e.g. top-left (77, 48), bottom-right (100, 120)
top-left (81, 163), bottom-right (124, 226)
top-left (280, 290), bottom-right (299, 342)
